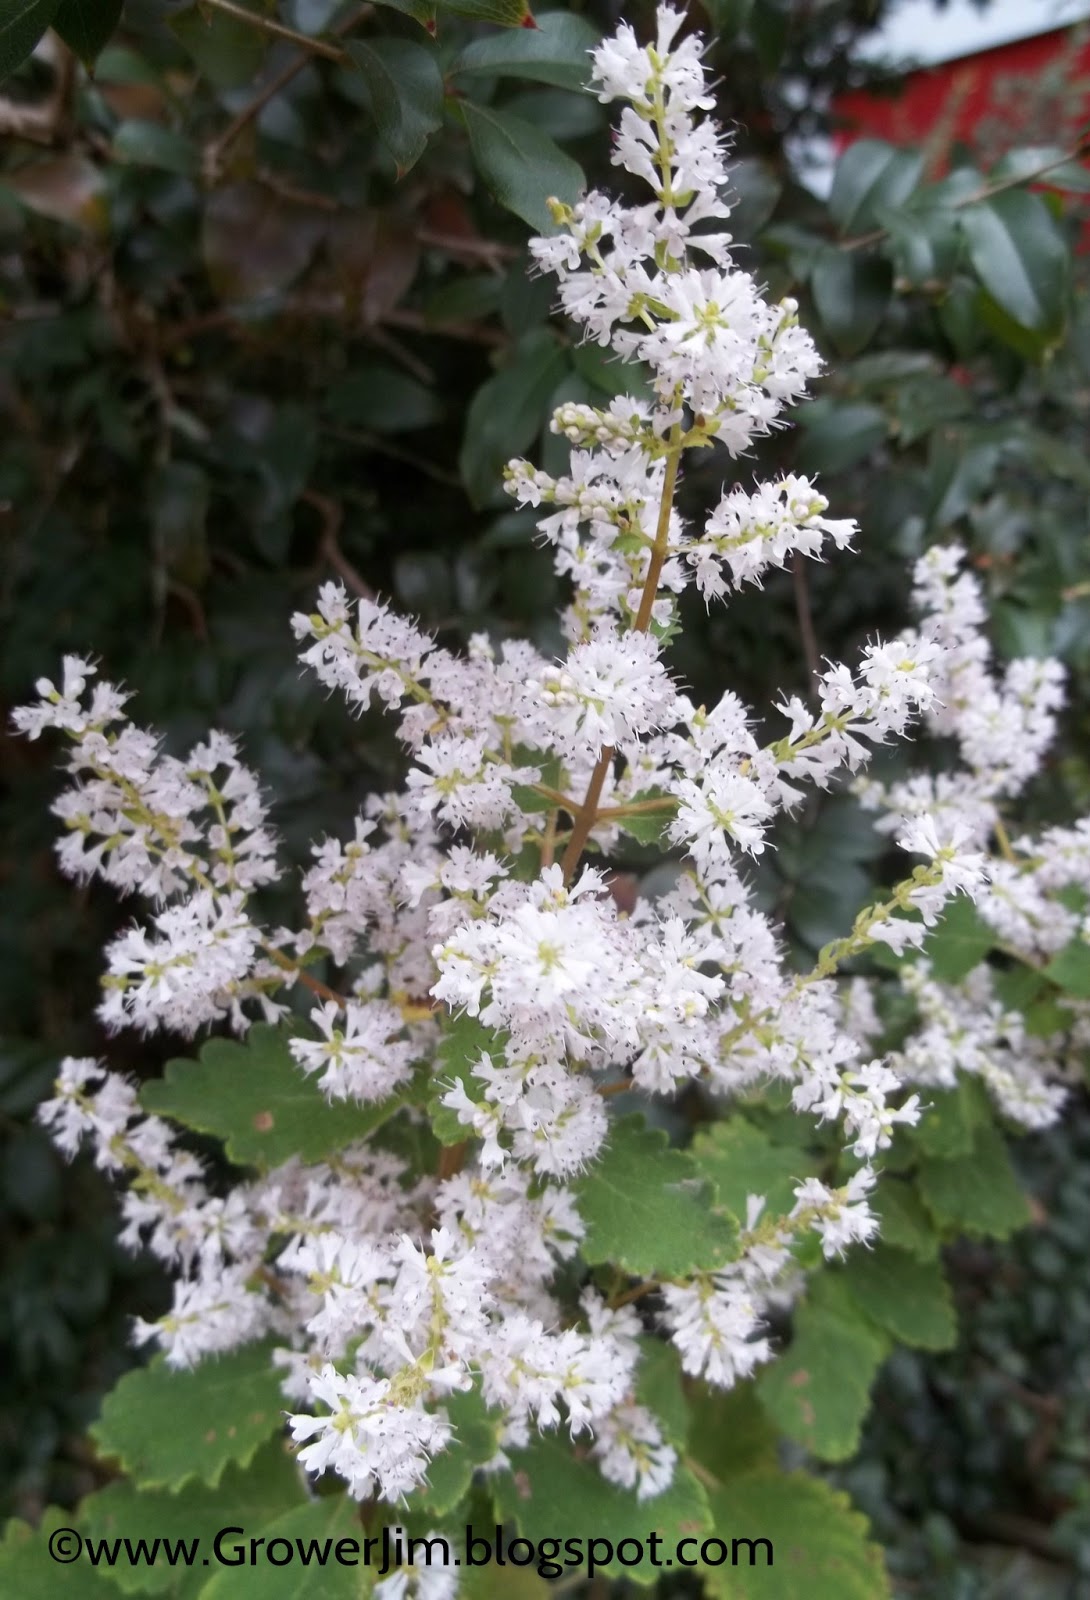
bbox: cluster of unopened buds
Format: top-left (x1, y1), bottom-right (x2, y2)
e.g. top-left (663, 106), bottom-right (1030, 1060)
top-left (16, 4), bottom-right (1088, 1517)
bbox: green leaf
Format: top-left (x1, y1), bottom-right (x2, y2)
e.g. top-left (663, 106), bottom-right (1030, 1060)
top-left (687, 1383), bottom-right (779, 1482)
top-left (493, 1436), bottom-right (712, 1587)
top-left (829, 141), bottom-right (923, 234)
top-left (439, 0), bottom-right (534, 25)
top-left (757, 1302), bottom-right (887, 1461)
top-left (691, 1117), bottom-right (818, 1222)
top-left (414, 1386), bottom-right (502, 1516)
top-left (991, 145), bottom-right (1090, 194)
top-left (111, 120), bottom-right (199, 177)
top-left (345, 39), bottom-right (443, 175)
top-left (1044, 937), bottom-right (1090, 998)
top-left (881, 207), bottom-right (961, 288)
top-left (958, 189), bottom-right (1069, 334)
top-left (451, 12), bottom-right (598, 89)
top-left (370, 0), bottom-right (438, 30)
top-left (810, 249), bottom-right (892, 357)
top-left (90, 1341), bottom-right (286, 1492)
top-left (634, 1337), bottom-right (690, 1449)
top-left (326, 365), bottom-right (440, 434)
top-left (78, 1441), bottom-right (305, 1595)
top-left (918, 1119), bottom-right (1031, 1239)
top-left (141, 1024), bottom-right (406, 1170)
top-left (703, 1471), bottom-right (890, 1600)
top-left (871, 1179), bottom-right (939, 1260)
top-left (461, 102), bottom-right (584, 233)
top-left (574, 1115), bottom-right (738, 1277)
top-left (0, 1508), bottom-right (119, 1598)
top-left (52, 0), bottom-right (120, 66)
top-left (0, 0), bottom-right (59, 83)
top-left (912, 1081), bottom-right (981, 1159)
top-left (841, 1245), bottom-right (956, 1351)
top-left (199, 1495), bottom-right (368, 1599)
top-left (459, 329), bottom-right (566, 507)
top-left (920, 894), bottom-right (994, 981)
top-left (169, 6), bottom-right (267, 90)
top-left (795, 401), bottom-right (886, 475)
top-left (428, 1012), bottom-right (504, 1144)
top-left (615, 790), bottom-right (676, 847)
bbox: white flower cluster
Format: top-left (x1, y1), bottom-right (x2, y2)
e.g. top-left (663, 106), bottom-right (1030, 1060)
top-left (857, 545), bottom-right (1090, 1123)
top-left (15, 4), bottom-right (1076, 1523)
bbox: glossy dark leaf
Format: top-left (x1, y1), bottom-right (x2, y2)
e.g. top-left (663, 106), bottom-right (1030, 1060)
top-left (811, 248), bottom-right (892, 356)
top-left (0, 0), bottom-right (58, 83)
top-left (829, 140), bottom-right (924, 234)
top-left (344, 38), bottom-right (443, 174)
top-left (461, 101), bottom-right (584, 232)
top-left (958, 189), bottom-right (1069, 335)
top-left (451, 11), bottom-right (598, 90)
top-left (51, 0), bottom-right (120, 66)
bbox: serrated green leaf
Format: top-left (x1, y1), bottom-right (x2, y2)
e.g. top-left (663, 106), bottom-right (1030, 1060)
top-left (841, 1245), bottom-right (956, 1351)
top-left (634, 1337), bottom-right (689, 1448)
top-left (1044, 937), bottom-right (1090, 998)
top-left (413, 1386), bottom-right (502, 1516)
top-left (141, 1025), bottom-right (405, 1170)
top-left (344, 39), bottom-right (443, 175)
top-left (691, 1117), bottom-right (819, 1223)
top-left (574, 1115), bottom-right (738, 1277)
top-left (0, 0), bottom-right (59, 83)
top-left (493, 1436), bottom-right (711, 1587)
top-left (461, 102), bottom-right (583, 233)
top-left (958, 189), bottom-right (1069, 334)
top-left (78, 1441), bottom-right (305, 1596)
top-left (429, 1013), bottom-right (504, 1144)
top-left (829, 141), bottom-right (923, 234)
top-left (918, 1119), bottom-right (1031, 1239)
top-left (921, 894), bottom-right (994, 981)
top-left (912, 1080), bottom-right (981, 1159)
top-left (52, 0), bottom-right (120, 66)
top-left (451, 12), bottom-right (597, 89)
top-left (871, 1179), bottom-right (939, 1260)
top-left (0, 1508), bottom-right (119, 1597)
top-left (198, 1495), bottom-right (367, 1598)
top-left (687, 1383), bottom-right (779, 1483)
top-left (90, 1341), bottom-right (285, 1492)
top-left (757, 1303), bottom-right (887, 1461)
top-left (703, 1471), bottom-right (890, 1599)
top-left (615, 791), bottom-right (676, 847)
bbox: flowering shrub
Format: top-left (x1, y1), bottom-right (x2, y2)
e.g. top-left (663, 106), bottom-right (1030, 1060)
top-left (6, 7), bottom-right (1089, 1592)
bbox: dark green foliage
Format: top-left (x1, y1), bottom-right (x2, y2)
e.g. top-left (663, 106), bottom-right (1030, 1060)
top-left (1, 4), bottom-right (1089, 1588)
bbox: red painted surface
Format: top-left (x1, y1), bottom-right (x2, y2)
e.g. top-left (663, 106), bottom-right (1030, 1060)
top-left (834, 26), bottom-right (1090, 151)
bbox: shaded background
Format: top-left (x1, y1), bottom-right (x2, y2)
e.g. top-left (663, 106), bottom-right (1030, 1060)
top-left (2, 0), bottom-right (1090, 1591)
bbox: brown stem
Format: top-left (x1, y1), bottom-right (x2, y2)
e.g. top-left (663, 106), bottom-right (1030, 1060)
top-left (559, 747), bottom-right (614, 881)
top-left (559, 424), bottom-right (684, 882)
top-left (301, 488), bottom-right (375, 601)
top-left (263, 943), bottom-right (348, 1007)
top-left (791, 552), bottom-right (821, 688)
top-left (841, 139), bottom-right (1090, 252)
top-left (202, 0), bottom-right (348, 61)
top-left (437, 1141), bottom-right (468, 1181)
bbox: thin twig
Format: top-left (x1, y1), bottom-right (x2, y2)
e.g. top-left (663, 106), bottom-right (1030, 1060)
top-left (791, 553), bottom-right (821, 688)
top-left (202, 0), bottom-right (348, 61)
top-left (205, 4), bottom-right (372, 175)
top-left (841, 139), bottom-right (1090, 252)
top-left (301, 488), bottom-right (375, 600)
